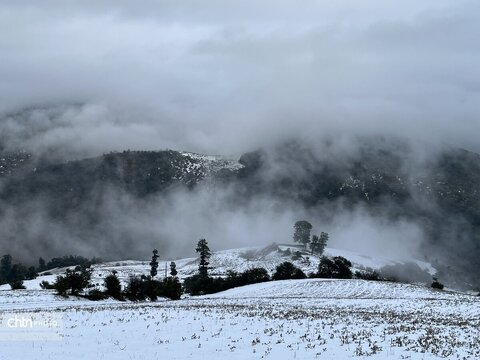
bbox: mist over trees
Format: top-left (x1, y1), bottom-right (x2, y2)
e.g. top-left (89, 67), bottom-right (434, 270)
top-left (0, 141), bottom-right (477, 290)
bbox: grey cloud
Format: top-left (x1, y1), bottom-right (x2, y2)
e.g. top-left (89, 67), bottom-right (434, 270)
top-left (0, 1), bottom-right (479, 157)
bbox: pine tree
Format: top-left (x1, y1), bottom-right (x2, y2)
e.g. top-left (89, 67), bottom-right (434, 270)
top-left (150, 249), bottom-right (159, 278)
top-left (293, 221), bottom-right (312, 249)
top-left (319, 232), bottom-right (329, 255)
top-left (196, 239), bottom-right (211, 279)
top-left (310, 235), bottom-right (320, 254)
top-left (170, 261), bottom-right (178, 277)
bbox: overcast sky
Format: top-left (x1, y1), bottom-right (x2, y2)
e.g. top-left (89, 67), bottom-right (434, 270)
top-left (1, 0), bottom-right (479, 155)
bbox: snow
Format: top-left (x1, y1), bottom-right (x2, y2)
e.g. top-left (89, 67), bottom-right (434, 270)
top-left (1, 244), bottom-right (437, 292)
top-left (180, 151), bottom-right (243, 177)
top-left (0, 279), bottom-right (478, 359)
top-left (0, 246), bottom-right (477, 359)
top-left (202, 278), bottom-right (463, 300)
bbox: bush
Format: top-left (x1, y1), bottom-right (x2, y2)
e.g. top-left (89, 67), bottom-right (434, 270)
top-left (125, 275), bottom-right (182, 301)
top-left (184, 267), bottom-right (271, 296)
top-left (316, 256), bottom-right (353, 279)
top-left (159, 277), bottom-right (182, 300)
top-left (183, 275), bottom-right (214, 295)
top-left (239, 268), bottom-right (270, 285)
top-left (53, 267), bottom-right (92, 296)
top-left (104, 273), bottom-right (123, 300)
top-left (85, 289), bottom-right (109, 301)
top-left (53, 276), bottom-right (70, 296)
top-left (431, 279), bottom-right (444, 290)
top-left (9, 279), bottom-right (25, 290)
top-left (272, 262), bottom-right (306, 280)
top-left (124, 275), bottom-right (161, 301)
top-left (125, 275), bottom-right (149, 301)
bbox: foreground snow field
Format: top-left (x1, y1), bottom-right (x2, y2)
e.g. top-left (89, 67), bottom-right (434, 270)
top-left (0, 279), bottom-right (478, 359)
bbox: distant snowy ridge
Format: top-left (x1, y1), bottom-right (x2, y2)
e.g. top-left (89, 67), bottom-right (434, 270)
top-left (180, 151), bottom-right (243, 178)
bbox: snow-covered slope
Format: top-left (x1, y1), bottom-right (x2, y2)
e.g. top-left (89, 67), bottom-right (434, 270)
top-left (87, 244), bottom-right (435, 287)
top-left (180, 151), bottom-right (243, 178)
top-left (3, 244), bottom-right (437, 291)
top-left (0, 245), bottom-right (475, 360)
top-left (203, 278), bottom-right (460, 300)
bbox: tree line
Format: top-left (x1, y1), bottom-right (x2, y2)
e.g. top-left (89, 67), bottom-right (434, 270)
top-left (1, 220), bottom-right (448, 296)
top-left (0, 254), bottom-right (102, 290)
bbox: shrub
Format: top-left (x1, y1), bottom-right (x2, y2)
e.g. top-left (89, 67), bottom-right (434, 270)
top-left (124, 275), bottom-right (162, 301)
top-left (85, 289), bottom-right (109, 301)
top-left (317, 256), bottom-right (353, 279)
top-left (239, 268), bottom-right (270, 285)
top-left (160, 277), bottom-right (182, 300)
top-left (53, 267), bottom-right (92, 296)
top-left (272, 262), bottom-right (306, 280)
top-left (125, 275), bottom-right (149, 301)
top-left (124, 275), bottom-right (182, 301)
top-left (104, 272), bottom-right (123, 300)
top-left (184, 267), bottom-right (271, 296)
top-left (9, 279), bottom-right (25, 290)
top-left (53, 276), bottom-right (70, 296)
top-left (183, 275), bottom-right (214, 295)
top-left (431, 279), bottom-right (444, 290)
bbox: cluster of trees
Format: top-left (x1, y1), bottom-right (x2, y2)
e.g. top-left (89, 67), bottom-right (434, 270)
top-left (45, 249), bottom-right (182, 301)
top-left (39, 255), bottom-right (102, 273)
top-left (0, 255), bottom-right (36, 289)
top-left (293, 220), bottom-right (328, 255)
top-left (0, 253), bottom-right (102, 290)
top-left (42, 236), bottom-right (368, 300)
top-left (48, 266), bottom-right (92, 296)
top-left (184, 239), bottom-right (273, 295)
top-left (313, 256), bottom-right (353, 279)
top-left (183, 239), bottom-right (359, 296)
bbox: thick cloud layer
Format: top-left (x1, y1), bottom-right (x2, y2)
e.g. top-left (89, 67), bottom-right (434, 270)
top-left (1, 1), bottom-right (480, 156)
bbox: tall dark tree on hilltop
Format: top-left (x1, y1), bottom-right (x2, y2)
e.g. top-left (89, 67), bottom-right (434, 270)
top-left (319, 232), bottom-right (329, 255)
top-left (293, 220), bottom-right (312, 249)
top-left (170, 261), bottom-right (178, 277)
top-left (196, 239), bottom-right (211, 279)
top-left (310, 235), bottom-right (320, 254)
top-left (150, 249), bottom-right (159, 278)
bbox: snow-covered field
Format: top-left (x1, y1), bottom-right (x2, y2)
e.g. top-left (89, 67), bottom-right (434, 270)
top-left (0, 279), bottom-right (478, 359)
top-left (0, 246), bottom-right (478, 359)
